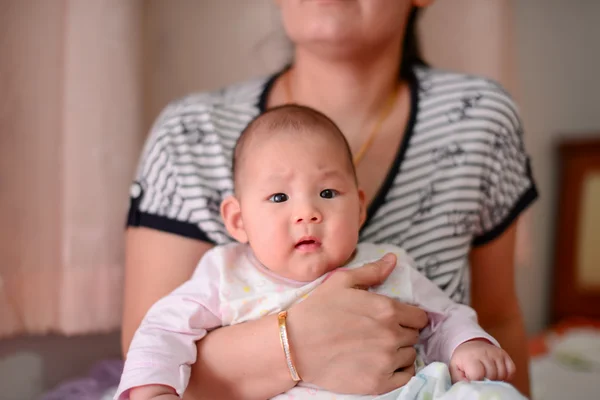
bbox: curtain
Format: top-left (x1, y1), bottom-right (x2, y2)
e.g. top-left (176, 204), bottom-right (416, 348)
top-left (0, 0), bottom-right (144, 338)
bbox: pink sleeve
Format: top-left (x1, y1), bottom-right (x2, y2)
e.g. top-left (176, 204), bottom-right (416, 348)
top-left (114, 248), bottom-right (224, 399)
top-left (403, 259), bottom-right (500, 365)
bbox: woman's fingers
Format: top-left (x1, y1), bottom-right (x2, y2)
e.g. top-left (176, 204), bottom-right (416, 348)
top-left (394, 346), bottom-right (418, 370)
top-left (332, 273), bottom-right (429, 331)
top-left (382, 365), bottom-right (416, 395)
top-left (394, 325), bottom-right (420, 349)
top-left (330, 253), bottom-right (397, 289)
top-left (359, 355), bottom-right (417, 396)
top-left (391, 301), bottom-right (429, 330)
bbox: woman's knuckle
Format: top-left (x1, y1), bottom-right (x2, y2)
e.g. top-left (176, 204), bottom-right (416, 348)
top-left (397, 326), bottom-right (418, 345)
top-left (384, 353), bottom-right (399, 369)
top-left (373, 350), bottom-right (391, 367)
top-left (393, 327), bottom-right (406, 342)
top-left (375, 298), bottom-right (396, 320)
top-left (408, 347), bottom-right (417, 360)
top-left (398, 346), bottom-right (417, 364)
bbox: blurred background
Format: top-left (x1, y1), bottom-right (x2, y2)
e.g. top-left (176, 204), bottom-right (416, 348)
top-left (1, 1), bottom-right (599, 399)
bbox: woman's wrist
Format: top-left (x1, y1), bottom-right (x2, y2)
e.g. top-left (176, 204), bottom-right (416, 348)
top-left (272, 311), bottom-right (302, 388)
top-left (284, 305), bottom-right (313, 385)
top-left (187, 313), bottom-right (298, 400)
top-left (277, 311), bottom-right (302, 382)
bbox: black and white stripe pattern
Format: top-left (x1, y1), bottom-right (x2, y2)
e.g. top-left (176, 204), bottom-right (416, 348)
top-left (127, 67), bottom-right (537, 304)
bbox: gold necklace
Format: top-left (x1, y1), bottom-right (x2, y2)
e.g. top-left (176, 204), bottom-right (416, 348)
top-left (283, 69), bottom-right (399, 166)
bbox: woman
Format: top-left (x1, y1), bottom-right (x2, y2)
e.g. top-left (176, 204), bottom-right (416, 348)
top-left (122, 1), bottom-right (537, 399)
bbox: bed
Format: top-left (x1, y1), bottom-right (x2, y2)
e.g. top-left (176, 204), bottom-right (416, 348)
top-left (529, 318), bottom-right (600, 400)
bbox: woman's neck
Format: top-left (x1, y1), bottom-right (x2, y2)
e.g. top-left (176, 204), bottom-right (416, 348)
top-left (288, 40), bottom-right (404, 137)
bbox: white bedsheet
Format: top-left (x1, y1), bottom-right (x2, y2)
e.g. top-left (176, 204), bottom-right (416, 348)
top-left (530, 328), bottom-right (600, 400)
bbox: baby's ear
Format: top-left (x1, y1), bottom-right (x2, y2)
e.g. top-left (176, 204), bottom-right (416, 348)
top-left (220, 195), bottom-right (248, 243)
top-left (358, 189), bottom-right (367, 227)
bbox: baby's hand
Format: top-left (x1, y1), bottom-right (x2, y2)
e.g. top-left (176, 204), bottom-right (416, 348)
top-left (449, 339), bottom-right (515, 383)
top-left (129, 384), bottom-right (179, 400)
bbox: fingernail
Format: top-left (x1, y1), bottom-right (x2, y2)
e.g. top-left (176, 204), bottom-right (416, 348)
top-left (382, 253), bottom-right (395, 264)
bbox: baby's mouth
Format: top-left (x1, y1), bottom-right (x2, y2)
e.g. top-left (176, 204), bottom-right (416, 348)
top-left (295, 237), bottom-right (322, 252)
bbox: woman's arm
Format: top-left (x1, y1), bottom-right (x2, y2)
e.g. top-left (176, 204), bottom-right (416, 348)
top-left (470, 222), bottom-right (531, 397)
top-left (186, 312), bottom-right (294, 399)
top-left (121, 227), bottom-right (213, 353)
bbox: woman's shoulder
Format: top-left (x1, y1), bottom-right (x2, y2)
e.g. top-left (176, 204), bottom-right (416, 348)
top-left (415, 66), bottom-right (519, 115)
top-left (129, 76), bottom-right (274, 244)
top-left (140, 75), bottom-right (272, 168)
top-left (414, 66), bottom-right (522, 134)
top-left (415, 66), bottom-right (515, 101)
top-left (154, 75), bottom-right (270, 131)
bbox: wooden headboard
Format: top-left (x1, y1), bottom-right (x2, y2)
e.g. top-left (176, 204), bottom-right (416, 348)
top-left (551, 137), bottom-right (600, 323)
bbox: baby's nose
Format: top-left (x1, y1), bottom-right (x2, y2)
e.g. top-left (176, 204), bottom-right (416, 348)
top-left (295, 209), bottom-right (322, 224)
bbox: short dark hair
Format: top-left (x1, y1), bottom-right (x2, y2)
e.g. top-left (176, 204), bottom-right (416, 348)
top-left (400, 7), bottom-right (427, 80)
top-left (232, 104), bottom-right (356, 191)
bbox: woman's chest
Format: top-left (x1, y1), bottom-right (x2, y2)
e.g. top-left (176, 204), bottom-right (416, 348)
top-left (359, 140), bottom-right (490, 303)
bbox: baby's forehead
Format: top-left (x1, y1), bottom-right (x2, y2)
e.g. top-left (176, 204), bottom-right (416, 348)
top-left (242, 126), bottom-right (350, 165)
top-left (249, 124), bottom-right (341, 147)
top-left (237, 131), bottom-right (353, 184)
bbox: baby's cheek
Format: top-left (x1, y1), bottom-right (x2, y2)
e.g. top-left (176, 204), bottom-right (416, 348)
top-left (255, 244), bottom-right (288, 273)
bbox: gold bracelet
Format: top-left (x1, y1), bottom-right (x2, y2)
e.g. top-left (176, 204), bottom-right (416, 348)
top-left (277, 310), bottom-right (301, 382)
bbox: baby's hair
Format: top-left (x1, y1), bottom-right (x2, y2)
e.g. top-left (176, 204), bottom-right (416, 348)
top-left (232, 104), bottom-right (356, 191)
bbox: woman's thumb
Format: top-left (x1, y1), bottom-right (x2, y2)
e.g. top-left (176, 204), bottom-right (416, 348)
top-left (346, 253), bottom-right (397, 289)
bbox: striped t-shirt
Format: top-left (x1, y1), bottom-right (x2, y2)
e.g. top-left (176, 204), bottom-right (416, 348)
top-left (127, 66), bottom-right (538, 304)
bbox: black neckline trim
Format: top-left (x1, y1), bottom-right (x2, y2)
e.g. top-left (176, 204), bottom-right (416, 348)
top-left (362, 71), bottom-right (420, 232)
top-left (256, 66), bottom-right (290, 112)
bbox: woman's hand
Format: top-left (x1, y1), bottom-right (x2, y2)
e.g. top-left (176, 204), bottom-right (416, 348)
top-left (287, 254), bottom-right (429, 395)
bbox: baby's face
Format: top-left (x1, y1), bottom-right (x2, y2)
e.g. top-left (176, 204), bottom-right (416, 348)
top-left (236, 129), bottom-right (365, 282)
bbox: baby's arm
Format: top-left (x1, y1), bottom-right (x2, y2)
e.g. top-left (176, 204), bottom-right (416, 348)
top-left (114, 249), bottom-right (224, 400)
top-left (377, 249), bottom-right (513, 382)
top-left (405, 261), bottom-right (514, 382)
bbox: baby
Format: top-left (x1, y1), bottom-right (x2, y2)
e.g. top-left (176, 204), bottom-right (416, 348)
top-left (116, 105), bottom-right (525, 400)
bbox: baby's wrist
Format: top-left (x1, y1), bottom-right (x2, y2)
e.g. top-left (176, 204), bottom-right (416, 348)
top-left (129, 384), bottom-right (177, 400)
top-left (452, 337), bottom-right (496, 360)
top-left (462, 337), bottom-right (494, 346)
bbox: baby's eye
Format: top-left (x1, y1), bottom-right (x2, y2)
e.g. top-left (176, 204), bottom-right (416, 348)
top-left (268, 193), bottom-right (288, 203)
top-left (320, 189), bottom-right (339, 199)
